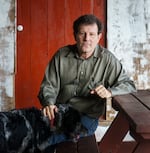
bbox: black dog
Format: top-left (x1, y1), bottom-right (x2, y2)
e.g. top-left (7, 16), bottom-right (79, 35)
top-left (0, 104), bottom-right (87, 153)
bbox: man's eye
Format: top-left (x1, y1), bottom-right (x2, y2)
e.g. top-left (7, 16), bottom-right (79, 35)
top-left (78, 32), bottom-right (97, 37)
top-left (90, 33), bottom-right (96, 36)
top-left (79, 32), bottom-right (85, 35)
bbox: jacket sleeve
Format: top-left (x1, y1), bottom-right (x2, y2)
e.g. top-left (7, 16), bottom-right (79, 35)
top-left (107, 54), bottom-right (137, 96)
top-left (38, 52), bottom-right (60, 107)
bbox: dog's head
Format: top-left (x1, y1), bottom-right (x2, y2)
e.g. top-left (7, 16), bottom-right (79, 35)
top-left (54, 104), bottom-right (87, 142)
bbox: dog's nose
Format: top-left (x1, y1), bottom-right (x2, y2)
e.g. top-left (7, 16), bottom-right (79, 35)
top-left (74, 134), bottom-right (80, 142)
top-left (76, 135), bottom-right (80, 140)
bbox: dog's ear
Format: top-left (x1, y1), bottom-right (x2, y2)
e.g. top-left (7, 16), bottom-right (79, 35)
top-left (53, 104), bottom-right (70, 129)
top-left (53, 111), bottom-right (63, 129)
top-left (62, 107), bottom-right (88, 140)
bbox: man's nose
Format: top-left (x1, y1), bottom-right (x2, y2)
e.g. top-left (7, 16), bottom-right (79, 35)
top-left (84, 33), bottom-right (90, 40)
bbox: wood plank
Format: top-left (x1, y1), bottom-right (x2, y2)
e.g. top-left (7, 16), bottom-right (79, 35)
top-left (131, 90), bottom-right (150, 109)
top-left (16, 0), bottom-right (32, 108)
top-left (116, 141), bottom-right (137, 153)
top-left (77, 135), bottom-right (100, 153)
top-left (99, 113), bottom-right (129, 153)
top-left (56, 135), bottom-right (99, 153)
top-left (64, 0), bottom-right (81, 44)
top-left (133, 140), bottom-right (150, 153)
top-left (30, 0), bottom-right (48, 108)
top-left (81, 0), bottom-right (93, 14)
top-left (113, 94), bottom-right (150, 133)
top-left (130, 126), bottom-right (150, 140)
top-left (48, 0), bottom-right (66, 60)
top-left (93, 0), bottom-right (107, 46)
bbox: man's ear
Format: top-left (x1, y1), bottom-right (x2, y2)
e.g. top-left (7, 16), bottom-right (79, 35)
top-left (98, 33), bottom-right (102, 41)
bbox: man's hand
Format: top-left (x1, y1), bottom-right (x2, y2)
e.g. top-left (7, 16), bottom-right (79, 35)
top-left (42, 104), bottom-right (58, 120)
top-left (90, 85), bottom-right (112, 99)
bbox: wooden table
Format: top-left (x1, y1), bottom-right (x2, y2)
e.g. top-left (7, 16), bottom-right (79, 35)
top-left (99, 90), bottom-right (150, 153)
top-left (56, 135), bottom-right (100, 153)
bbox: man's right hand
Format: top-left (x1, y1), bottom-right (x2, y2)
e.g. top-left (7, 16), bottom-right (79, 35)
top-left (42, 104), bottom-right (58, 120)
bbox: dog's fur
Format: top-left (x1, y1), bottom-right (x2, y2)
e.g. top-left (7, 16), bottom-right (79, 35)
top-left (0, 104), bottom-right (87, 153)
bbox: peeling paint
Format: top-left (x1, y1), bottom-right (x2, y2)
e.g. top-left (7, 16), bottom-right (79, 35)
top-left (0, 0), bottom-right (15, 110)
top-left (0, 76), bottom-right (14, 111)
top-left (8, 0), bottom-right (15, 23)
top-left (108, 0), bottom-right (150, 89)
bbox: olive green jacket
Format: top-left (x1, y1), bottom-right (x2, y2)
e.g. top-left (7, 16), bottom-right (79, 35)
top-left (38, 44), bottom-right (136, 118)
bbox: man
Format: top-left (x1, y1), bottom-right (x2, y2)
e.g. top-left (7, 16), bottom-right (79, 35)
top-left (38, 14), bottom-right (136, 145)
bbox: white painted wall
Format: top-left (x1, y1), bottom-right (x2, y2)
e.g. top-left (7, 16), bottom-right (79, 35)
top-left (0, 0), bottom-right (15, 110)
top-left (107, 0), bottom-right (150, 89)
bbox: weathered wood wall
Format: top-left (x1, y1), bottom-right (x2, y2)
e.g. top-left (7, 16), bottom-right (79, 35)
top-left (0, 0), bottom-right (15, 110)
top-left (108, 0), bottom-right (150, 89)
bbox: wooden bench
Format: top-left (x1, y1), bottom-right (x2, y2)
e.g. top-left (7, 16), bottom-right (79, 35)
top-left (56, 135), bottom-right (100, 153)
top-left (99, 90), bottom-right (150, 153)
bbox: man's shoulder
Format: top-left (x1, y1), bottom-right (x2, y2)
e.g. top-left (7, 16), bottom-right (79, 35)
top-left (96, 45), bottom-right (115, 58)
top-left (57, 44), bottom-right (77, 57)
top-left (96, 45), bottom-right (121, 66)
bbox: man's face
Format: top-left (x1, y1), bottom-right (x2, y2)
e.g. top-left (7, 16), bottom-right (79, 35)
top-left (75, 23), bottom-right (102, 55)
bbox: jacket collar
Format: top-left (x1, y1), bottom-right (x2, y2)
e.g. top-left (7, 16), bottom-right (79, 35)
top-left (66, 44), bottom-right (103, 59)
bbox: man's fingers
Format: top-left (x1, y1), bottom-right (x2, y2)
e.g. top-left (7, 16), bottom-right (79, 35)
top-left (42, 105), bottom-right (57, 120)
top-left (90, 85), bottom-right (111, 98)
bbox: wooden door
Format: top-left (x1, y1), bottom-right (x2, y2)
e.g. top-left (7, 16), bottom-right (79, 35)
top-left (16, 0), bottom-right (107, 108)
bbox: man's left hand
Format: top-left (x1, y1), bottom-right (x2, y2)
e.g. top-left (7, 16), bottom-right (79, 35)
top-left (90, 85), bottom-right (112, 98)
